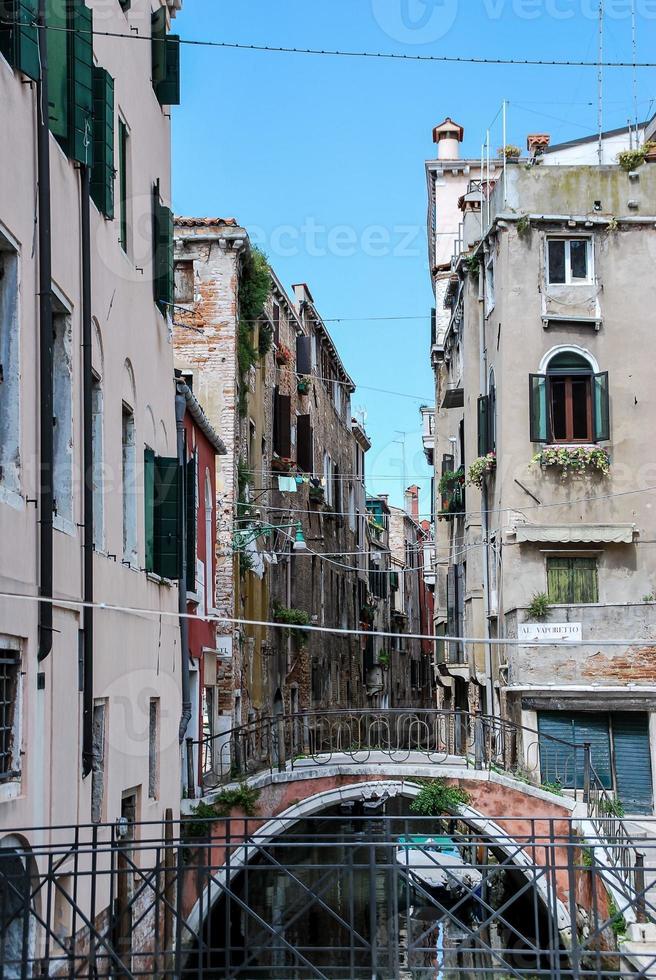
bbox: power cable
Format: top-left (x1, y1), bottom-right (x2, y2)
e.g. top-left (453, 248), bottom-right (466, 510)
top-left (0, 590), bottom-right (652, 648)
top-left (10, 20), bottom-right (656, 69)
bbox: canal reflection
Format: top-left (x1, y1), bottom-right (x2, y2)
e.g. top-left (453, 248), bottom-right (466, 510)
top-left (198, 797), bottom-right (565, 979)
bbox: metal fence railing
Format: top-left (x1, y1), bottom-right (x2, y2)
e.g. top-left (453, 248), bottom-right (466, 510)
top-left (1, 814), bottom-right (655, 978)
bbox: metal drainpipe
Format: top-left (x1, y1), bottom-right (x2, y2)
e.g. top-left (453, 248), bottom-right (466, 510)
top-left (176, 385), bottom-right (192, 750)
top-left (478, 260), bottom-right (494, 716)
top-left (36, 0), bottom-right (53, 662)
top-left (81, 164), bottom-right (94, 776)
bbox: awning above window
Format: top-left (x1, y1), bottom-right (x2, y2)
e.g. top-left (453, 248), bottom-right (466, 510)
top-left (513, 523), bottom-right (637, 544)
top-left (441, 386), bottom-right (464, 409)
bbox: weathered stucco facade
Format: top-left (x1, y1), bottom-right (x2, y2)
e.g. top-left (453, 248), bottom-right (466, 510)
top-left (427, 116), bottom-right (656, 814)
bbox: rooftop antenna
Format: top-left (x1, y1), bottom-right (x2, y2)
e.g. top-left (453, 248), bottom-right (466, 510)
top-left (597, 0), bottom-right (604, 164)
top-left (631, 0), bottom-right (639, 144)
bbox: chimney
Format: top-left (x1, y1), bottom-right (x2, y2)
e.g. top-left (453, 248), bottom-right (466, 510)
top-left (432, 117), bottom-right (464, 161)
top-left (404, 485), bottom-right (420, 521)
top-left (527, 133), bottom-right (550, 157)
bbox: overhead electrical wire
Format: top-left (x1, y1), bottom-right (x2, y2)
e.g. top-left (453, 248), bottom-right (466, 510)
top-left (0, 590), bottom-right (653, 648)
top-left (9, 19), bottom-right (656, 69)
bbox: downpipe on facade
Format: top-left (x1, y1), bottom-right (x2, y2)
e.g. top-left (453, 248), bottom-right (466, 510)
top-left (37, 0), bottom-right (53, 662)
top-left (81, 163), bottom-right (94, 776)
top-left (176, 384), bottom-right (193, 754)
top-left (478, 259), bottom-right (494, 717)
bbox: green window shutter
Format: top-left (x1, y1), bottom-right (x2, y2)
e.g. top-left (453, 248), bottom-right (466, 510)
top-left (155, 36), bottom-right (180, 106)
top-left (68, 0), bottom-right (93, 163)
top-left (153, 190), bottom-right (173, 315)
top-left (0, 0), bottom-right (40, 80)
top-left (119, 0), bottom-right (131, 10)
top-left (151, 7), bottom-right (166, 83)
top-left (477, 394), bottom-right (489, 457)
top-left (547, 556), bottom-right (571, 604)
top-left (570, 557), bottom-right (598, 604)
top-left (151, 9), bottom-right (180, 106)
top-left (47, 0), bottom-right (69, 140)
top-left (593, 371), bottom-right (610, 442)
top-left (154, 456), bottom-right (180, 580)
top-left (547, 557), bottom-right (598, 604)
top-left (529, 373), bottom-right (548, 443)
top-left (90, 67), bottom-right (114, 218)
top-left (538, 712), bottom-right (611, 791)
top-left (186, 454), bottom-right (196, 593)
top-left (144, 447), bottom-right (155, 573)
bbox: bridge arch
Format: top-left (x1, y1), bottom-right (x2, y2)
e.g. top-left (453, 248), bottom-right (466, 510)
top-left (185, 778), bottom-right (571, 938)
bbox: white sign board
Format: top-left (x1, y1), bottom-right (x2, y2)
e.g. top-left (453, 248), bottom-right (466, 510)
top-left (518, 623), bottom-right (582, 644)
top-left (216, 636), bottom-right (233, 660)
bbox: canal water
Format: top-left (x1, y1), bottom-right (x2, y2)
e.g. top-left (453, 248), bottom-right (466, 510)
top-left (192, 797), bottom-right (567, 979)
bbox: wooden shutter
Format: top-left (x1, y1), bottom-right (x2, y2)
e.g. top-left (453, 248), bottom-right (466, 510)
top-left (529, 374), bottom-right (548, 443)
top-left (546, 556), bottom-right (570, 604)
top-left (296, 335), bottom-right (311, 376)
top-left (613, 713), bottom-right (653, 814)
top-left (69, 0), bottom-right (94, 163)
top-left (0, 0), bottom-right (39, 80)
top-left (90, 67), bottom-right (114, 218)
top-left (153, 189), bottom-right (174, 314)
top-left (144, 447), bottom-right (155, 573)
top-left (593, 371), bottom-right (610, 442)
top-left (273, 391), bottom-right (291, 458)
top-left (477, 394), bottom-right (489, 457)
top-left (185, 454), bottom-right (196, 593)
top-left (441, 453), bottom-right (454, 511)
top-left (154, 456), bottom-right (180, 580)
top-left (570, 557), bottom-right (598, 603)
top-left (430, 307), bottom-right (436, 348)
top-left (47, 0), bottom-right (69, 140)
top-left (152, 10), bottom-right (180, 106)
top-left (446, 564), bottom-right (457, 638)
top-left (297, 414), bottom-right (313, 473)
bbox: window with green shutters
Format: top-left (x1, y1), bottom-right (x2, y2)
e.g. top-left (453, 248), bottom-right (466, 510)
top-left (90, 67), bottom-right (114, 219)
top-left (153, 186), bottom-right (173, 315)
top-left (0, 0), bottom-right (40, 80)
top-left (47, 0), bottom-right (94, 163)
top-left (118, 121), bottom-right (128, 251)
top-left (144, 448), bottom-right (180, 580)
top-left (547, 556), bottom-right (598, 604)
top-left (151, 8), bottom-right (180, 106)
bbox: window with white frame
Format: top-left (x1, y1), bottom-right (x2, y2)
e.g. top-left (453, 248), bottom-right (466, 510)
top-left (0, 238), bottom-right (20, 496)
top-left (547, 237), bottom-right (592, 285)
top-left (0, 648), bottom-right (21, 783)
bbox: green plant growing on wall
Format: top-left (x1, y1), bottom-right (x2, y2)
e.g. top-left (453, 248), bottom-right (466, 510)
top-left (607, 897), bottom-right (627, 937)
top-left (617, 142), bottom-right (655, 172)
top-left (237, 247), bottom-right (271, 418)
top-left (272, 602), bottom-right (311, 643)
top-left (378, 650), bottom-right (390, 668)
top-left (527, 592), bottom-right (550, 619)
top-left (516, 214), bottom-right (531, 237)
top-left (239, 548), bottom-right (255, 578)
top-left (598, 796), bottom-right (625, 818)
top-left (409, 779), bottom-right (470, 816)
top-left (183, 785), bottom-right (261, 839)
top-left (540, 780), bottom-right (563, 797)
top-left (465, 253), bottom-right (480, 276)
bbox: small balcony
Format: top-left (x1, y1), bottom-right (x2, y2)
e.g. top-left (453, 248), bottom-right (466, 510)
top-left (438, 467), bottom-right (465, 521)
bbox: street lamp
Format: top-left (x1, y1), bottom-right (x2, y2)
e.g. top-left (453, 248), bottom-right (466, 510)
top-left (233, 520), bottom-right (307, 553)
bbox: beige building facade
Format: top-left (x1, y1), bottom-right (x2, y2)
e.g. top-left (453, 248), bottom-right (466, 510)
top-left (427, 114), bottom-right (656, 814)
top-left (0, 0), bottom-right (182, 841)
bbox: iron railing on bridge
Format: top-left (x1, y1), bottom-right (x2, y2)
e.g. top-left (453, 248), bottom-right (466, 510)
top-left (1, 814), bottom-right (655, 979)
top-left (196, 708), bottom-right (596, 803)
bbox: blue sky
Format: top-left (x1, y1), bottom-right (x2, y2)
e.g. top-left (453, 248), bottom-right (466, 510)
top-left (171, 0), bottom-right (654, 515)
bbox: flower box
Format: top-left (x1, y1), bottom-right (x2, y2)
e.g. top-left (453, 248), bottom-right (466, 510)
top-left (271, 456), bottom-right (295, 473)
top-left (468, 452), bottom-right (497, 489)
top-left (532, 446), bottom-right (611, 476)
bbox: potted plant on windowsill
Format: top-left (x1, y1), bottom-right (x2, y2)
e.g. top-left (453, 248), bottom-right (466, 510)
top-left (532, 446), bottom-right (610, 476)
top-left (468, 452), bottom-right (496, 489)
top-left (275, 344), bottom-right (292, 366)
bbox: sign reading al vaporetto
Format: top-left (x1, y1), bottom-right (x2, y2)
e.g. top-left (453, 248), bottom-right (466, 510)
top-left (518, 622), bottom-right (582, 643)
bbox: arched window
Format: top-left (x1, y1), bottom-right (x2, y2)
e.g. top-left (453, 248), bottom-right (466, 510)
top-left (530, 350), bottom-right (609, 445)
